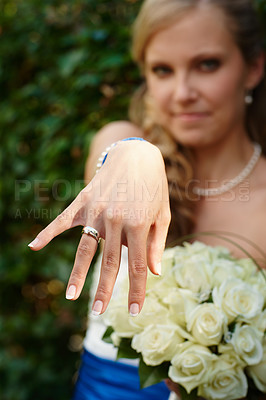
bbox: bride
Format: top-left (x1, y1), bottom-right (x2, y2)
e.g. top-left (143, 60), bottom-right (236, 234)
top-left (29, 0), bottom-right (266, 398)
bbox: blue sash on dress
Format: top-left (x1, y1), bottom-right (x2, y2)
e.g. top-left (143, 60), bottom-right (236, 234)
top-left (73, 349), bottom-right (170, 400)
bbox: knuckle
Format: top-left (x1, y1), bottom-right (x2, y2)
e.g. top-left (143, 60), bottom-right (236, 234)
top-left (128, 217), bottom-right (146, 232)
top-left (130, 260), bottom-right (147, 277)
top-left (103, 252), bottom-right (118, 270)
top-left (92, 200), bottom-right (105, 213)
top-left (78, 188), bottom-right (91, 203)
top-left (56, 212), bottom-right (68, 224)
top-left (90, 201), bottom-right (106, 220)
top-left (105, 208), bottom-right (122, 224)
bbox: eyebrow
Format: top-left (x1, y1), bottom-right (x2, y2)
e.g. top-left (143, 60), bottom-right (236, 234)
top-left (146, 50), bottom-right (225, 65)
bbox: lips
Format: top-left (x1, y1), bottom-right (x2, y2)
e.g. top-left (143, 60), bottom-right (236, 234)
top-left (170, 112), bottom-right (209, 122)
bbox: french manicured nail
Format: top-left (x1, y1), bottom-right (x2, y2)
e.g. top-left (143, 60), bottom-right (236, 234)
top-left (155, 262), bottom-right (161, 275)
top-left (66, 285), bottom-right (76, 300)
top-left (92, 300), bottom-right (103, 316)
top-left (28, 238), bottom-right (39, 248)
top-left (130, 303), bottom-right (140, 317)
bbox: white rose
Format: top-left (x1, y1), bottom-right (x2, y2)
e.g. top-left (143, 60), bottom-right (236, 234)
top-left (163, 288), bottom-right (198, 327)
top-left (129, 294), bottom-right (170, 330)
top-left (231, 324), bottom-right (263, 365)
top-left (198, 354), bottom-right (248, 400)
top-left (168, 342), bottom-right (217, 394)
top-left (177, 241), bottom-right (229, 259)
top-left (237, 258), bottom-right (266, 288)
top-left (187, 303), bottom-right (227, 346)
top-left (247, 338), bottom-right (266, 392)
top-left (131, 324), bottom-right (184, 366)
top-left (161, 247), bottom-right (177, 272)
top-left (145, 268), bottom-right (165, 292)
top-left (145, 247), bottom-right (177, 290)
top-left (211, 258), bottom-right (244, 287)
top-left (246, 273), bottom-right (266, 301)
top-left (173, 254), bottom-right (212, 293)
top-left (245, 309), bottom-right (266, 333)
top-left (212, 278), bottom-right (264, 323)
top-left (234, 258), bottom-right (257, 279)
top-left (104, 302), bottom-right (140, 338)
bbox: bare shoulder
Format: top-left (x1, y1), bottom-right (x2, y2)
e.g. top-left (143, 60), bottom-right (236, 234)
top-left (91, 120), bottom-right (144, 149)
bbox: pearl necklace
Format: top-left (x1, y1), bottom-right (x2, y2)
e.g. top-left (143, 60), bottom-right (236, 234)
top-left (193, 143), bottom-right (262, 197)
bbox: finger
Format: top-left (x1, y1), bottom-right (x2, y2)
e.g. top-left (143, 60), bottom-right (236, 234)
top-left (66, 233), bottom-right (99, 300)
top-left (92, 219), bottom-right (122, 315)
top-left (146, 208), bottom-right (171, 275)
top-left (164, 379), bottom-right (181, 395)
top-left (28, 202), bottom-right (81, 251)
top-left (127, 225), bottom-right (149, 316)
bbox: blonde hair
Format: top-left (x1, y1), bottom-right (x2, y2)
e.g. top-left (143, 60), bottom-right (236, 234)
top-left (129, 0), bottom-right (266, 243)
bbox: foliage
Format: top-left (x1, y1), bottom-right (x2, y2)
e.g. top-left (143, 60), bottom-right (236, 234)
top-left (0, 0), bottom-right (140, 399)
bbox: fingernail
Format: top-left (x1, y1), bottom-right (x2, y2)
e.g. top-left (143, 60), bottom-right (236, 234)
top-left (155, 262), bottom-right (161, 276)
top-left (130, 303), bottom-right (139, 317)
top-left (92, 300), bottom-right (103, 316)
top-left (66, 285), bottom-right (76, 300)
top-left (28, 238), bottom-right (39, 248)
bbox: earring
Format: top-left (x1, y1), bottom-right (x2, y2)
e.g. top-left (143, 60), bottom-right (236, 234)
top-left (245, 91), bottom-right (253, 105)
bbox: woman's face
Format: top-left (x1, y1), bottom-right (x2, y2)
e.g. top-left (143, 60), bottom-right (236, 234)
top-left (144, 5), bottom-right (261, 148)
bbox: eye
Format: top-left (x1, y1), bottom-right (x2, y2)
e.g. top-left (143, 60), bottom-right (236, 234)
top-left (199, 58), bottom-right (221, 72)
top-left (151, 64), bottom-right (173, 77)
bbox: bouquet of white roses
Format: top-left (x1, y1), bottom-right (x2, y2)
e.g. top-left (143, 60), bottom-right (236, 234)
top-left (103, 241), bottom-right (266, 400)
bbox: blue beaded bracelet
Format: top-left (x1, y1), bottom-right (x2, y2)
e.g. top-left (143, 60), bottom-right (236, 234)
top-left (95, 137), bottom-right (147, 173)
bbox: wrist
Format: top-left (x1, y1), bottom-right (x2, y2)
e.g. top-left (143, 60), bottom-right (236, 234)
top-left (95, 137), bottom-right (148, 174)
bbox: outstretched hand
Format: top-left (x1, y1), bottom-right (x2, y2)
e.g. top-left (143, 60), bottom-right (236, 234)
top-left (28, 140), bottom-right (171, 316)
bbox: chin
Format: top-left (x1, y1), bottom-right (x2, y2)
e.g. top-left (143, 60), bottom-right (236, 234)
top-left (170, 131), bottom-right (213, 148)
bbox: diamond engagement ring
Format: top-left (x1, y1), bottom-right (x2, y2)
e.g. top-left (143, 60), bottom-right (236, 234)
top-left (81, 226), bottom-right (101, 244)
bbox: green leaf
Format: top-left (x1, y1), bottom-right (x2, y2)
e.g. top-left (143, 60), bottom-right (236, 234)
top-left (74, 73), bottom-right (101, 89)
top-left (246, 376), bottom-right (265, 400)
top-left (179, 385), bottom-right (198, 400)
top-left (228, 321), bottom-right (237, 333)
top-left (102, 326), bottom-right (114, 344)
top-left (117, 338), bottom-right (139, 360)
top-left (139, 357), bottom-right (170, 389)
top-left (58, 49), bottom-right (88, 77)
top-left (206, 292), bottom-right (213, 303)
top-left (98, 53), bottom-right (125, 69)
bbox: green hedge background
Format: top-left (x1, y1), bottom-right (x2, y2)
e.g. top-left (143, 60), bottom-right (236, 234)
top-left (0, 1), bottom-right (266, 399)
top-left (0, 1), bottom-right (141, 399)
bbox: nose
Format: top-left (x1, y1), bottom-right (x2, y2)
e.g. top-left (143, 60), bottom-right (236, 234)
top-left (172, 72), bottom-right (197, 103)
